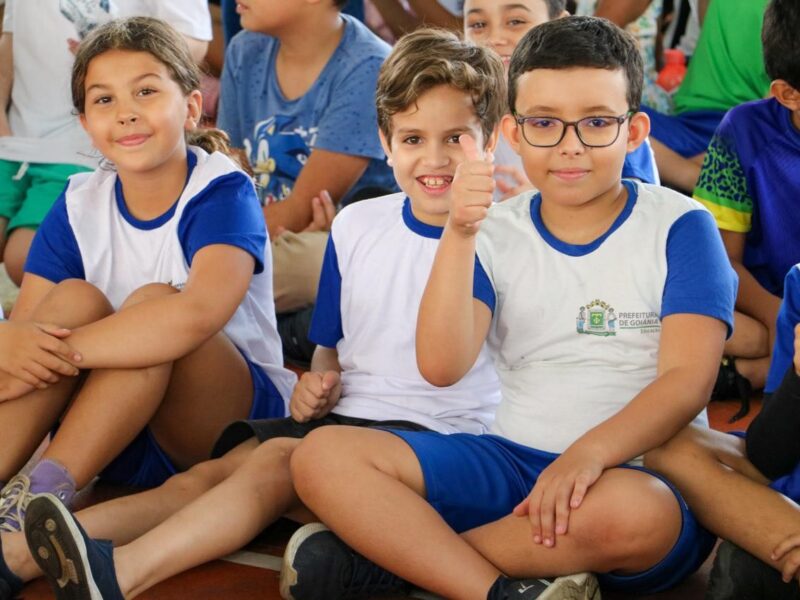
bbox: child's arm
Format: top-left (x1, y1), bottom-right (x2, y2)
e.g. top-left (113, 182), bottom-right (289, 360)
top-left (416, 135), bottom-right (493, 386)
top-left (516, 313), bottom-right (727, 546)
top-left (0, 31), bottom-right (12, 136)
top-left (58, 244), bottom-right (255, 369)
top-left (263, 149), bottom-right (369, 238)
top-left (721, 229), bottom-right (782, 340)
top-left (289, 345), bottom-right (343, 423)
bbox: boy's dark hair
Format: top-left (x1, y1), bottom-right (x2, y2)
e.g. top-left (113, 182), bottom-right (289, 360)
top-left (376, 28), bottom-right (506, 146)
top-left (545, 0), bottom-right (568, 18)
top-left (508, 16), bottom-right (643, 114)
top-left (762, 0), bottom-right (800, 90)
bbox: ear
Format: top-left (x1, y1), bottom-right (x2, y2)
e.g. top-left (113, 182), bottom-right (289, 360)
top-left (500, 113), bottom-right (522, 155)
top-left (483, 126), bottom-right (499, 154)
top-left (770, 80), bottom-right (800, 111)
top-left (625, 110), bottom-right (650, 153)
top-left (378, 129), bottom-right (394, 167)
top-left (184, 89), bottom-right (203, 130)
top-left (558, 9), bottom-right (570, 18)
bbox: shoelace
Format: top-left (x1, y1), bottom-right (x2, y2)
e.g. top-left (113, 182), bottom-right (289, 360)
top-left (0, 475), bottom-right (32, 533)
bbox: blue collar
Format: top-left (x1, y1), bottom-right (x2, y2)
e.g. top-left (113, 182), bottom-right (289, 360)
top-left (402, 197), bottom-right (444, 239)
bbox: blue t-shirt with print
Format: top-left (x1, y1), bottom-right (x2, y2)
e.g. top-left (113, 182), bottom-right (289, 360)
top-left (218, 14), bottom-right (396, 205)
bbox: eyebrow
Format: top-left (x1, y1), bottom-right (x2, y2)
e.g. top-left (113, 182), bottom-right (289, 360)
top-left (520, 105), bottom-right (622, 114)
top-left (467, 3), bottom-right (533, 15)
top-left (394, 127), bottom-right (468, 136)
top-left (86, 72), bottom-right (164, 93)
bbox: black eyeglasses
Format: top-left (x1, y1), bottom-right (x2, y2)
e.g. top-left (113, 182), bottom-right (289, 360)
top-left (514, 111), bottom-right (634, 148)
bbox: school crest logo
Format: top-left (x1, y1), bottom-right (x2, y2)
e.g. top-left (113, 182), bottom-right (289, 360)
top-left (576, 299), bottom-right (617, 337)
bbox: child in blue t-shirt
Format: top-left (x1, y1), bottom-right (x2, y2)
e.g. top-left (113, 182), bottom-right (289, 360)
top-left (691, 0), bottom-right (800, 398)
top-left (286, 16), bottom-right (737, 600)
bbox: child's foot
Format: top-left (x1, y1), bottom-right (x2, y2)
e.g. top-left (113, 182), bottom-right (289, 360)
top-left (23, 494), bottom-right (124, 600)
top-left (0, 534), bottom-right (24, 600)
top-left (280, 522), bottom-right (411, 600)
top-left (489, 573), bottom-right (600, 599)
top-left (0, 476), bottom-right (34, 533)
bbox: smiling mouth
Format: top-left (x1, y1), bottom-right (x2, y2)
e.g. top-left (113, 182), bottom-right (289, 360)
top-left (551, 169), bottom-right (589, 180)
top-left (417, 175), bottom-right (453, 189)
top-left (116, 134), bottom-right (150, 147)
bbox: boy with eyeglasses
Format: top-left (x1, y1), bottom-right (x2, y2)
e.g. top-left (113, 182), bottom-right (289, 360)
top-left (287, 16), bottom-right (738, 600)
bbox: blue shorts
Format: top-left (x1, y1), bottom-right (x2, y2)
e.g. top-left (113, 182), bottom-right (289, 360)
top-left (640, 106), bottom-right (726, 158)
top-left (98, 351), bottom-right (286, 488)
top-left (390, 431), bottom-right (716, 595)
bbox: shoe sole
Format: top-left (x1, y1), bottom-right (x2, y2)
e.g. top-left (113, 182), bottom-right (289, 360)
top-left (537, 573), bottom-right (601, 600)
top-left (279, 522), bottom-right (330, 600)
top-left (24, 494), bottom-right (102, 600)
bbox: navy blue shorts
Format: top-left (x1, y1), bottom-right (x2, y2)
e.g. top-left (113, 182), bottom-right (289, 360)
top-left (641, 106), bottom-right (726, 158)
top-left (98, 351), bottom-right (286, 488)
top-left (390, 430), bottom-right (716, 595)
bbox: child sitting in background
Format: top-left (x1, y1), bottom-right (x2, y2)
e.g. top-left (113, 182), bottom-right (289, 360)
top-left (0, 16), bottom-right (293, 536)
top-left (691, 0), bottom-right (800, 401)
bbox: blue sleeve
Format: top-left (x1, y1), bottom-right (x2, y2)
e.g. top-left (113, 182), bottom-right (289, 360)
top-left (217, 39), bottom-right (243, 146)
top-left (314, 55), bottom-right (386, 160)
top-left (766, 267), bottom-right (800, 393)
top-left (177, 172), bottom-right (266, 273)
top-left (661, 209), bottom-right (737, 337)
top-left (622, 142), bottom-right (657, 184)
top-left (24, 193), bottom-right (85, 282)
top-left (473, 255), bottom-right (496, 313)
top-left (309, 235), bottom-right (343, 348)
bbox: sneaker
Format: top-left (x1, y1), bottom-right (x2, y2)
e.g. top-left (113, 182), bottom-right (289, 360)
top-left (23, 494), bottom-right (124, 600)
top-left (711, 357), bottom-right (752, 423)
top-left (492, 573), bottom-right (600, 599)
top-left (0, 475), bottom-right (33, 533)
top-left (0, 534), bottom-right (24, 600)
top-left (280, 522), bottom-right (411, 600)
top-left (707, 540), bottom-right (800, 600)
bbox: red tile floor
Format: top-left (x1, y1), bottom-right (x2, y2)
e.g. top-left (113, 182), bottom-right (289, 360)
top-left (17, 394), bottom-right (761, 600)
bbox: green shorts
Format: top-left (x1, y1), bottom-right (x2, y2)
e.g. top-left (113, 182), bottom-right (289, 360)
top-left (0, 160), bottom-right (92, 232)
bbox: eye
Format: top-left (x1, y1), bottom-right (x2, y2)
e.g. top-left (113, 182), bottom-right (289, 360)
top-left (467, 20), bottom-right (487, 30)
top-left (92, 95), bottom-right (112, 105)
top-left (584, 117), bottom-right (615, 128)
top-left (446, 134), bottom-right (462, 144)
top-left (527, 118), bottom-right (557, 129)
top-left (507, 18), bottom-right (528, 26)
top-left (137, 87), bottom-right (157, 97)
top-left (403, 136), bottom-right (422, 145)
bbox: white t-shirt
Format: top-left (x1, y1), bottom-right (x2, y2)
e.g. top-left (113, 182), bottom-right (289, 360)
top-left (0, 0), bottom-right (211, 167)
top-left (473, 181), bottom-right (737, 456)
top-left (310, 193), bottom-right (501, 434)
top-left (25, 146), bottom-right (296, 403)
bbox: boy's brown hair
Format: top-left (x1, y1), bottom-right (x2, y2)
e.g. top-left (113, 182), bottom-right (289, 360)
top-left (376, 28), bottom-right (506, 146)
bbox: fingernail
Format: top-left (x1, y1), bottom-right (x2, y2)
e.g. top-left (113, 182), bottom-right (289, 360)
top-left (544, 538), bottom-right (553, 547)
top-left (74, 353), bottom-right (82, 361)
top-left (556, 525), bottom-right (566, 534)
top-left (533, 535), bottom-right (541, 544)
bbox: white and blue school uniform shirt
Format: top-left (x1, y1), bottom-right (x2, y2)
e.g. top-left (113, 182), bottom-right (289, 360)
top-left (218, 14), bottom-right (396, 206)
top-left (309, 193), bottom-right (501, 434)
top-left (473, 180), bottom-right (737, 456)
top-left (24, 146), bottom-right (297, 403)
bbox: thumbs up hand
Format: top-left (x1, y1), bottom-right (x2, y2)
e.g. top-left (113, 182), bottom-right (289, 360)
top-left (449, 134), bottom-right (495, 237)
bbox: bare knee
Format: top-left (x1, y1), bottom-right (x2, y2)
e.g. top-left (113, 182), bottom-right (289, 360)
top-left (290, 426), bottom-right (368, 500)
top-left (163, 454), bottom-right (243, 498)
top-left (33, 279), bottom-right (113, 325)
top-left (235, 437), bottom-right (301, 491)
top-left (577, 469), bottom-right (682, 572)
top-left (120, 282), bottom-right (179, 309)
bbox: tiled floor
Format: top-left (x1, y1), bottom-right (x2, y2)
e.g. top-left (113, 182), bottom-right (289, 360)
top-left (15, 395), bottom-right (762, 600)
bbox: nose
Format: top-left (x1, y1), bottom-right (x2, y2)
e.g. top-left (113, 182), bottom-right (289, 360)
top-left (422, 142), bottom-right (449, 168)
top-left (488, 27), bottom-right (509, 49)
top-left (116, 99), bottom-right (138, 125)
top-left (117, 113), bottom-right (138, 125)
top-left (558, 124), bottom-right (585, 156)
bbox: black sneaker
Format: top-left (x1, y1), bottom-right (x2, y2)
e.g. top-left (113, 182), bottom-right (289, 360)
top-left (711, 357), bottom-right (752, 423)
top-left (490, 573), bottom-right (600, 599)
top-left (707, 540), bottom-right (800, 600)
top-left (279, 522), bottom-right (411, 600)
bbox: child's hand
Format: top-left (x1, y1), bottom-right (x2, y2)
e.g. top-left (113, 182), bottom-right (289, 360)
top-left (495, 165), bottom-right (534, 201)
top-left (0, 370), bottom-right (36, 402)
top-left (274, 191), bottom-right (336, 238)
top-left (513, 449), bottom-right (604, 548)
top-left (289, 370), bottom-right (342, 423)
top-left (448, 134), bottom-right (494, 237)
top-left (794, 324), bottom-right (800, 375)
top-left (771, 532), bottom-right (800, 584)
top-left (0, 321), bottom-right (81, 388)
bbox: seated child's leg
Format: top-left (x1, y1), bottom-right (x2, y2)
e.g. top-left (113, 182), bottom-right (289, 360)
top-left (0, 280), bottom-right (113, 482)
top-left (272, 231), bottom-right (328, 314)
top-left (724, 311), bottom-right (772, 390)
top-left (648, 138), bottom-right (704, 193)
top-left (114, 436), bottom-right (304, 598)
top-left (2, 228), bottom-right (35, 288)
top-left (645, 425), bottom-right (800, 570)
top-left (0, 438), bottom-right (259, 584)
top-left (292, 426), bottom-right (503, 599)
top-left (43, 282), bottom-right (261, 488)
top-left (0, 159), bottom-right (28, 256)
